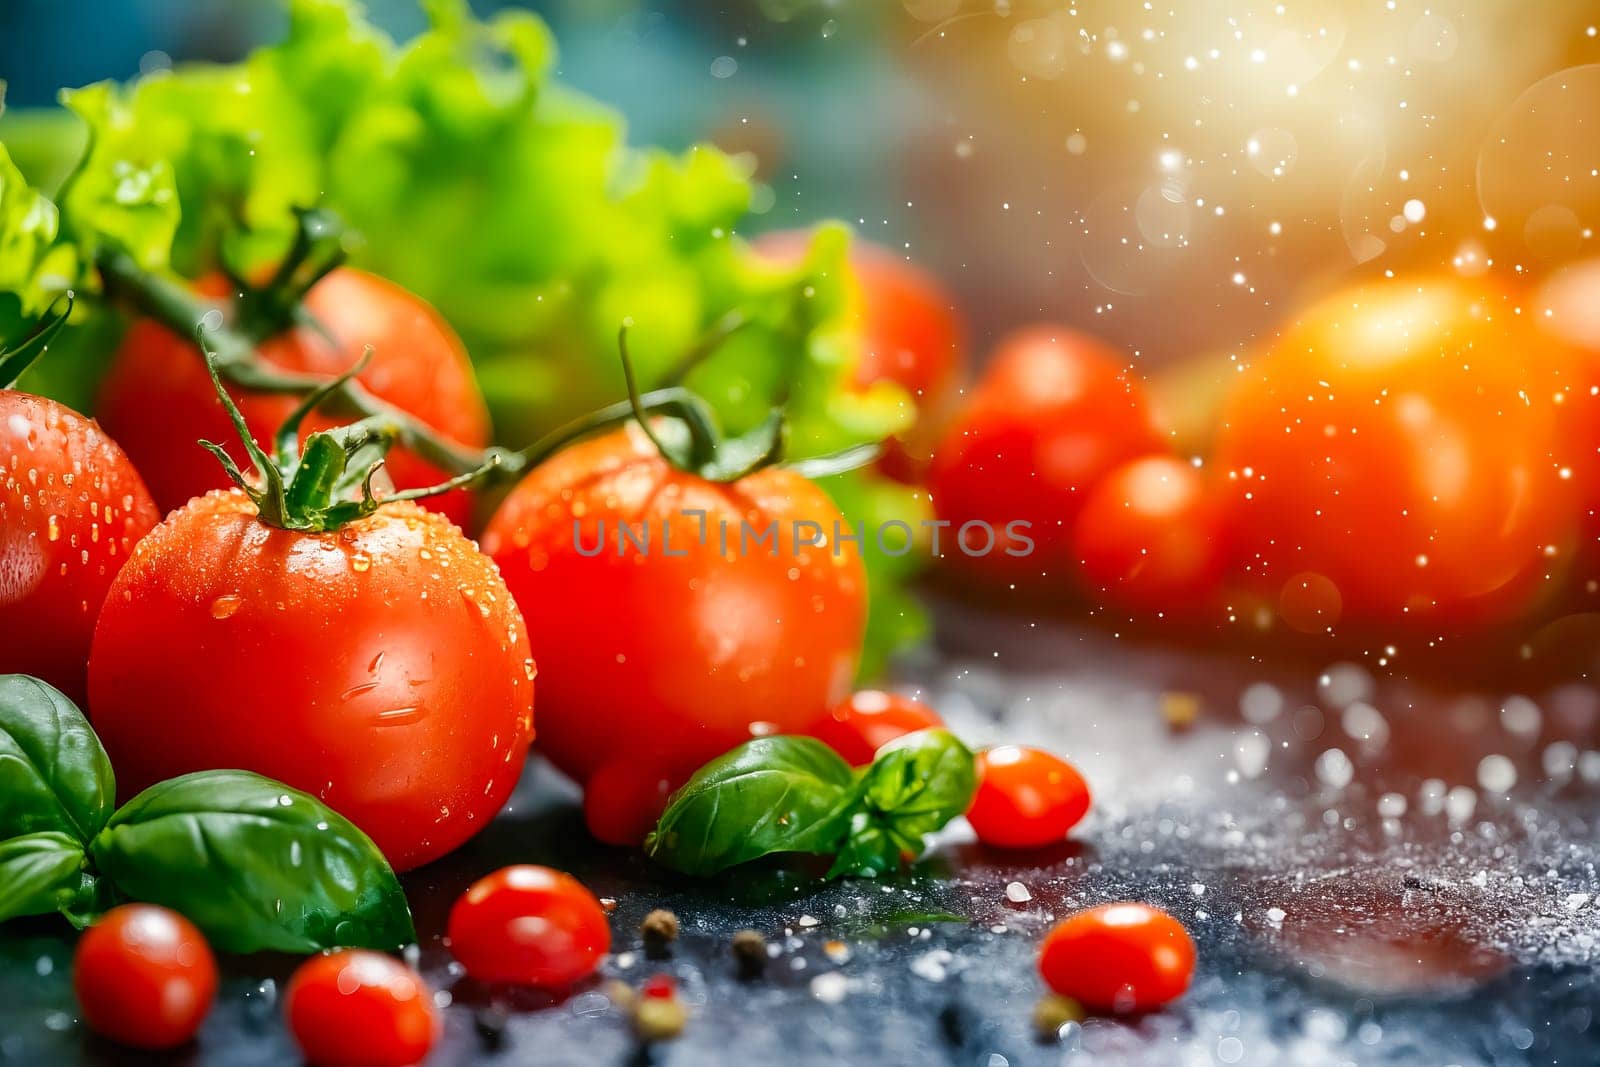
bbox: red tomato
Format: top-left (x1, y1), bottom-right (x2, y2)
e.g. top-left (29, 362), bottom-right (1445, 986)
top-left (1214, 276), bottom-right (1579, 630)
top-left (809, 690), bottom-right (944, 765)
top-left (285, 950), bottom-right (437, 1067)
top-left (1072, 455), bottom-right (1225, 616)
top-left (0, 391), bottom-right (158, 701)
top-left (481, 424), bottom-right (866, 796)
top-left (87, 492), bottom-right (535, 870)
top-left (929, 327), bottom-right (1163, 585)
top-left (73, 904), bottom-right (217, 1050)
top-left (967, 745), bottom-right (1091, 849)
top-left (97, 269), bottom-right (489, 526)
top-left (1039, 903), bottom-right (1196, 1013)
top-left (755, 232), bottom-right (966, 481)
top-left (447, 865), bottom-right (612, 986)
top-left (582, 755), bottom-right (698, 847)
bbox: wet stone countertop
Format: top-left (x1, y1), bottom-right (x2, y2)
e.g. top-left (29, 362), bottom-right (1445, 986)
top-left (2, 599), bottom-right (1598, 1066)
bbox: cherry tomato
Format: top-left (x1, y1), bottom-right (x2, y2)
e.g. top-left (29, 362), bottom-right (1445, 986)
top-left (929, 326), bottom-right (1163, 585)
top-left (755, 232), bottom-right (966, 481)
top-left (808, 690), bottom-right (944, 765)
top-left (967, 745), bottom-right (1091, 849)
top-left (73, 904), bottom-right (217, 1050)
top-left (1214, 276), bottom-right (1579, 630)
top-left (447, 865), bottom-right (611, 986)
top-left (1039, 903), bottom-right (1195, 1014)
top-left (98, 269), bottom-right (489, 526)
top-left (481, 424), bottom-right (865, 798)
top-left (88, 492), bottom-right (535, 870)
top-left (285, 950), bottom-right (437, 1067)
top-left (1072, 455), bottom-right (1225, 617)
top-left (0, 391), bottom-right (158, 701)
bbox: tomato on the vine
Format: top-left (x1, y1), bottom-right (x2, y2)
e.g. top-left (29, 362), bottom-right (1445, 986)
top-left (447, 865), bottom-right (612, 987)
top-left (1039, 903), bottom-right (1195, 1013)
top-left (1214, 276), bottom-right (1579, 630)
top-left (808, 690), bottom-right (944, 766)
top-left (755, 232), bottom-right (966, 481)
top-left (285, 950), bottom-right (437, 1067)
top-left (73, 904), bottom-right (217, 1050)
top-left (0, 390), bottom-right (158, 701)
top-left (481, 423), bottom-right (866, 840)
top-left (88, 491), bottom-right (534, 870)
top-left (967, 745), bottom-right (1091, 849)
top-left (98, 268), bottom-right (489, 525)
top-left (929, 326), bottom-right (1163, 584)
top-left (1072, 455), bottom-right (1225, 617)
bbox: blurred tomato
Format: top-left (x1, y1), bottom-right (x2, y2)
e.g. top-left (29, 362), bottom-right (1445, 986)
top-left (808, 690), bottom-right (944, 766)
top-left (755, 231), bottom-right (965, 481)
top-left (1215, 276), bottom-right (1580, 631)
top-left (1073, 455), bottom-right (1225, 617)
top-left (929, 326), bottom-right (1163, 586)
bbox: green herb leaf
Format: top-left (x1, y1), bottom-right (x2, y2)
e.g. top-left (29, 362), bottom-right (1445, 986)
top-left (645, 736), bottom-right (860, 877)
top-left (645, 729), bottom-right (977, 881)
top-left (0, 675), bottom-right (115, 843)
top-left (0, 831), bottom-right (85, 922)
top-left (829, 729), bottom-right (977, 878)
top-left (89, 770), bottom-right (414, 954)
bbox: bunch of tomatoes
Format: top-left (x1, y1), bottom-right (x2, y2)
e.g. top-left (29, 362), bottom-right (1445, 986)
top-left (21, 222), bottom-right (1595, 1057)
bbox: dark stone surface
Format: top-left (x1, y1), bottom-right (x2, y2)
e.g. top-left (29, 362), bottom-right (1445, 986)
top-left (3, 602), bottom-right (1598, 1066)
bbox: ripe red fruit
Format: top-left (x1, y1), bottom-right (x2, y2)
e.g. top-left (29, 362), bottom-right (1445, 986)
top-left (809, 690), bottom-right (945, 766)
top-left (0, 391), bottom-right (158, 700)
top-left (1072, 455), bottom-right (1225, 616)
top-left (447, 865), bottom-right (612, 987)
top-left (285, 950), bottom-right (438, 1067)
top-left (98, 269), bottom-right (488, 526)
top-left (929, 326), bottom-right (1162, 585)
top-left (967, 746), bottom-right (1091, 849)
top-left (1039, 903), bottom-right (1196, 1013)
top-left (73, 905), bottom-right (217, 1050)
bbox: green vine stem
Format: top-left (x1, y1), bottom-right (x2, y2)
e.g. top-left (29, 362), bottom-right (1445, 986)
top-left (93, 241), bottom-right (877, 492)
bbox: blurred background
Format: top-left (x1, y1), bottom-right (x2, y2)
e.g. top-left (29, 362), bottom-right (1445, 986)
top-left (4, 0), bottom-right (1598, 384)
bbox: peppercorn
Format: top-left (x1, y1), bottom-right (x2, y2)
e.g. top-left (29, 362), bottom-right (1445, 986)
top-left (640, 908), bottom-right (680, 958)
top-left (730, 929), bottom-right (768, 979)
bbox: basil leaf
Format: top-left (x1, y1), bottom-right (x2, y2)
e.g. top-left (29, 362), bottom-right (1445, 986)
top-left (645, 737), bottom-right (860, 877)
top-left (0, 675), bottom-right (115, 842)
top-left (831, 729), bottom-right (977, 878)
top-left (0, 831), bottom-right (85, 922)
top-left (89, 770), bottom-right (414, 954)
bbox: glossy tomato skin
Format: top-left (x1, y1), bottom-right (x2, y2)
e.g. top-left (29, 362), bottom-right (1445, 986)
top-left (967, 746), bottom-right (1091, 849)
top-left (481, 424), bottom-right (866, 793)
top-left (73, 905), bottom-right (217, 1050)
top-left (1215, 276), bottom-right (1578, 631)
top-left (756, 232), bottom-right (965, 481)
top-left (1072, 456), bottom-right (1225, 617)
top-left (87, 492), bottom-right (535, 871)
top-left (97, 269), bottom-right (489, 526)
top-left (447, 865), bottom-right (611, 986)
top-left (581, 754), bottom-right (698, 847)
top-left (1039, 903), bottom-right (1195, 1014)
top-left (809, 690), bottom-right (944, 766)
top-left (0, 392), bottom-right (159, 702)
top-left (285, 951), bottom-right (437, 1067)
top-left (929, 327), bottom-right (1163, 586)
